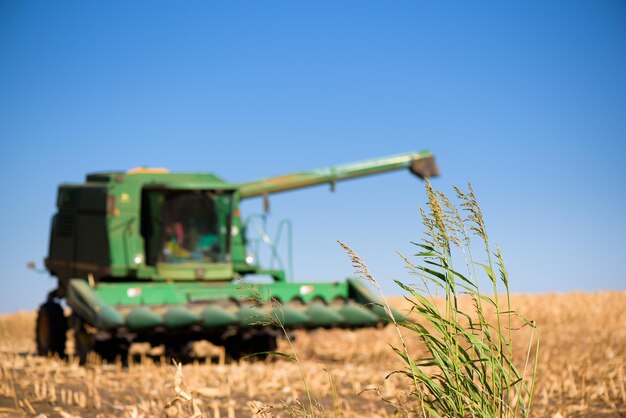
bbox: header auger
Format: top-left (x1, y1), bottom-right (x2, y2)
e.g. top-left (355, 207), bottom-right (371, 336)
top-left (36, 151), bottom-right (438, 363)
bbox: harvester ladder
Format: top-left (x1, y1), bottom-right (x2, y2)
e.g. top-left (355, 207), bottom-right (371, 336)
top-left (244, 214), bottom-right (294, 282)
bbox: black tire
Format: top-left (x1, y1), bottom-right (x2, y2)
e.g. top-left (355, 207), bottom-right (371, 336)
top-left (73, 323), bottom-right (93, 365)
top-left (74, 323), bottom-right (129, 365)
top-left (165, 341), bottom-right (195, 364)
top-left (224, 333), bottom-right (277, 361)
top-left (74, 327), bottom-right (129, 366)
top-left (36, 301), bottom-right (67, 358)
top-left (94, 338), bottom-right (129, 365)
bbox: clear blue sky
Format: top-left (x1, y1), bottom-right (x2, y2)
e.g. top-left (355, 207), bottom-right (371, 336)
top-left (1, 1), bottom-right (625, 312)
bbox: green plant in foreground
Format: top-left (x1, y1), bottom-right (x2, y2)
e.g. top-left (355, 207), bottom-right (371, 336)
top-left (341, 181), bottom-right (539, 417)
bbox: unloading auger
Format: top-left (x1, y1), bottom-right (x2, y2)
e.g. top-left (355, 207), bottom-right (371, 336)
top-left (36, 151), bottom-right (439, 362)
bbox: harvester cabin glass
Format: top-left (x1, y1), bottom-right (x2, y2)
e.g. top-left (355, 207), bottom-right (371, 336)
top-left (140, 189), bottom-right (233, 265)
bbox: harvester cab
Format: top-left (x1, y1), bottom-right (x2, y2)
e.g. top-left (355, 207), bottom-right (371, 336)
top-left (37, 151), bottom-right (438, 362)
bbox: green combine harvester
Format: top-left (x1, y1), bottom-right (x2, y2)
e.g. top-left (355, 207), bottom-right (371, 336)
top-left (36, 151), bottom-right (438, 362)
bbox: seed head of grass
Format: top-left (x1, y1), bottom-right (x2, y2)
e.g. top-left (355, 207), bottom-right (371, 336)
top-left (337, 240), bottom-right (379, 290)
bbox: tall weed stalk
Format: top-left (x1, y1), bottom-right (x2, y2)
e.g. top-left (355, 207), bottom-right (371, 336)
top-left (242, 288), bottom-right (318, 418)
top-left (341, 181), bottom-right (539, 417)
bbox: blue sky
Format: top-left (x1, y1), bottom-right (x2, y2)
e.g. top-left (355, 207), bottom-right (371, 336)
top-left (1, 1), bottom-right (625, 312)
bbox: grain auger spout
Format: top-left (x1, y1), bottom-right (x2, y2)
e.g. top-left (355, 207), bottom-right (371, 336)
top-left (36, 150), bottom-right (438, 363)
top-left (238, 150), bottom-right (439, 199)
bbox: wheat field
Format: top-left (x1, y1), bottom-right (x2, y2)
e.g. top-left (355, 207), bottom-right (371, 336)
top-left (0, 292), bottom-right (624, 417)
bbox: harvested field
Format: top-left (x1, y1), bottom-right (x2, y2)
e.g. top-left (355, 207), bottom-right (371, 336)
top-left (0, 292), bottom-right (624, 417)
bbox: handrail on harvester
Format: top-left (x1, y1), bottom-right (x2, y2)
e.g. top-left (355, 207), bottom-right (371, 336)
top-left (238, 150), bottom-right (439, 199)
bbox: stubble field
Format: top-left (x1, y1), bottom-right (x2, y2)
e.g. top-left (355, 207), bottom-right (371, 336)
top-left (0, 292), bottom-right (624, 417)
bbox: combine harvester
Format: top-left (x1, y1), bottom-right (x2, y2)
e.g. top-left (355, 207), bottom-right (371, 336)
top-left (36, 151), bottom-right (439, 362)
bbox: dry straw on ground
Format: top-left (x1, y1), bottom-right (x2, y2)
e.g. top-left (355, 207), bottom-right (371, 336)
top-left (0, 292), bottom-right (624, 417)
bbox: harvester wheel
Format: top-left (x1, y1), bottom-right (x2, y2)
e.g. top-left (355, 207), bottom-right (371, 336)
top-left (94, 338), bottom-right (130, 365)
top-left (165, 342), bottom-right (195, 364)
top-left (36, 301), bottom-right (67, 358)
top-left (73, 320), bottom-right (129, 365)
top-left (73, 324), bottom-right (93, 365)
top-left (224, 333), bottom-right (277, 361)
